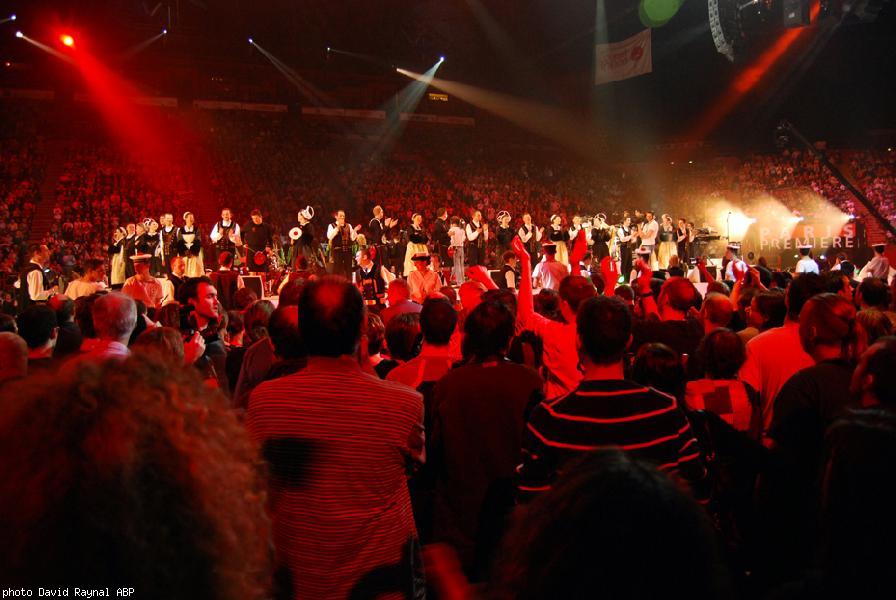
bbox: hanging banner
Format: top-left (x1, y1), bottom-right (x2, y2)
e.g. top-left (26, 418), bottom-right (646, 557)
top-left (595, 29), bottom-right (652, 85)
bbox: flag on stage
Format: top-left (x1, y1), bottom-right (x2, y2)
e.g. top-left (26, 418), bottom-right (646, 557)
top-left (594, 28), bottom-right (652, 85)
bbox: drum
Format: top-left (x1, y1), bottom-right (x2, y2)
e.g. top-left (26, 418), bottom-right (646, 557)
top-left (251, 250), bottom-right (269, 271)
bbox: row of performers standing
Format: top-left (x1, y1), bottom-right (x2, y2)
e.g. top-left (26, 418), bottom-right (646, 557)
top-left (107, 209), bottom-right (279, 286)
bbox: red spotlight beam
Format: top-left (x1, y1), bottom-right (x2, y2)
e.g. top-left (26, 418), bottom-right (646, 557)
top-left (686, 2), bottom-right (822, 145)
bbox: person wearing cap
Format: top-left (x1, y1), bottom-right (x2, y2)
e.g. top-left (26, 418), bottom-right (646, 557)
top-left (795, 244), bottom-right (820, 276)
top-left (408, 253), bottom-right (440, 304)
top-left (404, 213), bottom-right (430, 276)
top-left (122, 254), bottom-right (163, 310)
top-left (290, 206), bottom-right (317, 269)
top-left (547, 215), bottom-right (570, 266)
top-left (177, 212), bottom-right (204, 277)
top-left (724, 242), bottom-right (748, 281)
top-left (532, 242), bottom-right (569, 292)
top-left (108, 227), bottom-right (128, 286)
top-left (858, 243), bottom-right (890, 281)
top-left (496, 211), bottom-right (515, 258)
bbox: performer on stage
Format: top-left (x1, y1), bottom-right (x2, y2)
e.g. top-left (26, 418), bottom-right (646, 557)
top-left (242, 209), bottom-right (275, 264)
top-left (354, 247), bottom-right (393, 310)
top-left (657, 214), bottom-right (678, 269)
top-left (368, 206), bottom-right (387, 259)
top-left (590, 213), bottom-right (612, 263)
top-left (547, 215), bottom-right (570, 266)
top-left (676, 217), bottom-right (690, 263)
top-left (495, 211), bottom-right (515, 259)
top-left (109, 227), bottom-right (128, 286)
top-left (210, 208), bottom-right (241, 264)
top-left (327, 210), bottom-right (360, 279)
top-left (123, 223), bottom-right (137, 278)
top-left (288, 206), bottom-right (317, 269)
top-left (466, 210), bottom-right (488, 267)
top-left (448, 216), bottom-right (466, 285)
top-left (142, 219), bottom-right (163, 276)
top-left (518, 213), bottom-right (543, 262)
top-left (404, 213), bottom-right (430, 276)
top-left (723, 242), bottom-right (748, 281)
top-left (432, 207), bottom-right (451, 266)
top-left (616, 216), bottom-right (636, 282)
top-left (159, 213), bottom-right (179, 275)
top-left (639, 211), bottom-right (659, 269)
top-left (177, 212), bottom-right (204, 277)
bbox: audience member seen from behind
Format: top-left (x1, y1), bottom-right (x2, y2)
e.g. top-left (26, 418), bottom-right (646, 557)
top-left (493, 450), bottom-right (729, 600)
top-left (0, 356), bottom-right (271, 599)
top-left (16, 304), bottom-right (58, 372)
top-left (376, 312), bottom-right (422, 379)
top-left (0, 332), bottom-right (28, 385)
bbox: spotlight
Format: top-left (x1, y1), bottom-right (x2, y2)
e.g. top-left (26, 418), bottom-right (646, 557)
top-left (326, 46), bottom-right (331, 52)
top-left (15, 31), bottom-right (23, 38)
top-left (163, 29), bottom-right (168, 35)
top-left (439, 55), bottom-right (445, 62)
top-left (60, 34), bottom-right (74, 47)
top-left (248, 37), bottom-right (254, 44)
top-left (10, 14), bottom-right (16, 21)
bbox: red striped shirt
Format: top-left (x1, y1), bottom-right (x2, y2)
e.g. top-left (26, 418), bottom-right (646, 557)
top-left (247, 356), bottom-right (424, 599)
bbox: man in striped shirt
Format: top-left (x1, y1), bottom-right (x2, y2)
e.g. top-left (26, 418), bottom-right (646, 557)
top-left (247, 276), bottom-right (425, 599)
top-left (518, 295), bottom-right (708, 502)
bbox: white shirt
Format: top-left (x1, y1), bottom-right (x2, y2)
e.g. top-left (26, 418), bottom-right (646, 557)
top-left (466, 221), bottom-right (487, 241)
top-left (26, 262), bottom-right (53, 302)
top-left (724, 258), bottom-right (748, 281)
top-left (210, 220), bottom-right (241, 243)
top-left (327, 222), bottom-right (358, 242)
top-left (64, 279), bottom-right (105, 300)
top-left (640, 219), bottom-right (659, 245)
top-left (795, 256), bottom-right (819, 275)
top-left (408, 269), bottom-right (441, 303)
top-left (518, 224), bottom-right (542, 244)
top-left (532, 259), bottom-right (569, 291)
top-left (449, 226), bottom-right (466, 247)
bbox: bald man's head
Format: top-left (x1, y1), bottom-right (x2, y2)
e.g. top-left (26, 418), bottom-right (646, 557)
top-left (298, 276), bottom-right (364, 357)
top-left (701, 293), bottom-right (734, 330)
top-left (0, 332), bottom-right (28, 384)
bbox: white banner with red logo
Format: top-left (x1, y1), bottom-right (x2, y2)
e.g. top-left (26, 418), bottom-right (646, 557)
top-left (594, 29), bottom-right (652, 85)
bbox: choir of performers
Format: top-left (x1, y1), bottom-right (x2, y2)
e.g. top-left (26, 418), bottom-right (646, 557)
top-left (590, 213), bottom-right (612, 263)
top-left (159, 213), bottom-right (179, 274)
top-left (495, 211), bottom-right (515, 257)
top-left (466, 210), bottom-right (488, 267)
top-left (547, 214), bottom-right (569, 266)
top-left (288, 206), bottom-right (317, 269)
top-left (432, 207), bottom-right (451, 266)
top-left (354, 248), bottom-right (393, 308)
top-left (327, 209), bottom-right (360, 280)
top-left (616, 215), bottom-right (636, 282)
top-left (404, 213), bottom-right (430, 276)
top-left (657, 214), bottom-right (678, 269)
top-left (177, 211), bottom-right (204, 277)
top-left (518, 213), bottom-right (543, 260)
top-left (210, 208), bottom-right (241, 265)
top-left (109, 226), bottom-right (128, 286)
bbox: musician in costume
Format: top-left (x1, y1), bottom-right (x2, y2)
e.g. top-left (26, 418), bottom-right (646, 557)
top-left (404, 213), bottom-right (429, 276)
top-left (159, 213), bottom-right (179, 275)
top-left (354, 247), bottom-right (394, 310)
top-left (495, 210), bottom-right (515, 259)
top-left (432, 207), bottom-right (451, 266)
top-left (616, 216), bottom-right (636, 282)
top-left (518, 212), bottom-right (543, 262)
top-left (327, 209), bottom-right (360, 280)
top-left (142, 218), bottom-right (163, 276)
top-left (288, 206), bottom-right (317, 269)
top-left (657, 214), bottom-right (678, 269)
top-left (108, 226), bottom-right (128, 286)
top-left (123, 223), bottom-right (137, 278)
top-left (676, 217), bottom-right (690, 263)
top-left (177, 211), bottom-right (204, 277)
top-left (210, 208), bottom-right (241, 264)
top-left (590, 213), bottom-right (612, 263)
top-left (547, 214), bottom-right (569, 266)
top-left (242, 209), bottom-right (276, 270)
top-left (465, 210), bottom-right (488, 267)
